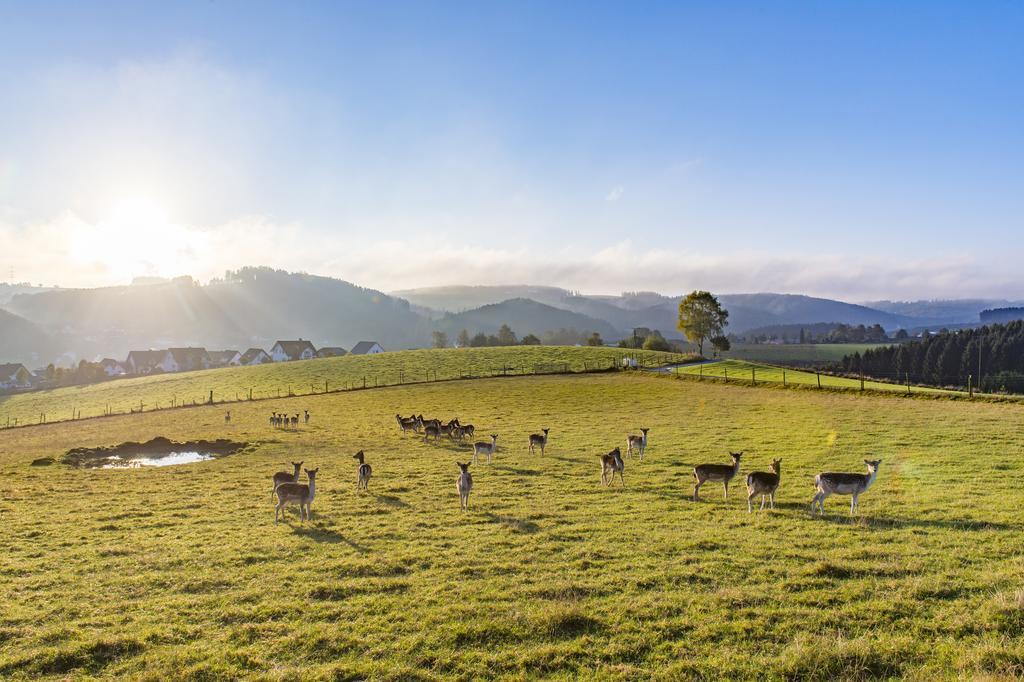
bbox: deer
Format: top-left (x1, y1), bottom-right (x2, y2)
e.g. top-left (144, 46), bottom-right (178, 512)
top-left (460, 423), bottom-right (476, 439)
top-left (418, 415), bottom-right (439, 431)
top-left (396, 414), bottom-right (419, 434)
top-left (599, 447), bottom-right (625, 486)
top-left (225, 410), bottom-right (231, 423)
top-left (693, 452), bottom-right (743, 501)
top-left (272, 461), bottom-right (303, 500)
top-left (439, 420), bottom-right (458, 439)
top-left (456, 462), bottom-right (473, 510)
top-left (291, 414), bottom-right (299, 427)
top-left (424, 424), bottom-right (441, 442)
top-left (472, 435), bottom-right (498, 464)
top-left (626, 428), bottom-right (649, 459)
top-left (269, 413), bottom-right (277, 427)
top-left (529, 428), bottom-right (550, 456)
top-left (353, 451), bottom-right (372, 490)
top-left (811, 459), bottom-right (882, 515)
top-left (275, 468), bottom-right (318, 522)
top-left (304, 410), bottom-right (310, 424)
top-left (746, 458), bottom-right (781, 512)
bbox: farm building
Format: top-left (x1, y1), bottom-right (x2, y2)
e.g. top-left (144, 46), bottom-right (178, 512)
top-left (316, 346), bottom-right (348, 358)
top-left (208, 350), bottom-right (242, 367)
top-left (166, 348), bottom-right (213, 372)
top-left (349, 341), bottom-right (385, 355)
top-left (270, 339), bottom-right (317, 362)
top-left (126, 350), bottom-right (174, 375)
top-left (239, 348), bottom-right (272, 366)
top-left (99, 358), bottom-right (127, 377)
top-left (0, 363), bottom-right (32, 390)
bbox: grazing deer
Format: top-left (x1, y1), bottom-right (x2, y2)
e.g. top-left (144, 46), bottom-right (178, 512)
top-left (626, 428), bottom-right (649, 459)
top-left (275, 468), bottom-right (318, 522)
top-left (353, 451), bottom-right (372, 490)
top-left (418, 415), bottom-right (439, 431)
top-left (600, 447), bottom-right (625, 486)
top-left (456, 462), bottom-right (473, 510)
top-left (424, 424), bottom-right (441, 442)
top-left (304, 410), bottom-right (310, 424)
top-left (529, 428), bottom-right (550, 456)
top-left (272, 461), bottom-right (303, 500)
top-left (440, 420), bottom-right (458, 439)
top-left (269, 413), bottom-right (277, 426)
top-left (291, 414), bottom-right (299, 427)
top-left (396, 414), bottom-right (419, 434)
top-left (225, 410), bottom-right (231, 423)
top-left (811, 459), bottom-right (882, 515)
top-left (746, 459), bottom-right (781, 512)
top-left (693, 452), bottom-right (743, 501)
top-left (472, 435), bottom-right (498, 464)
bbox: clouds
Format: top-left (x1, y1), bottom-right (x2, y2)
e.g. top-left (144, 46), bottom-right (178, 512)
top-left (605, 186), bottom-right (625, 202)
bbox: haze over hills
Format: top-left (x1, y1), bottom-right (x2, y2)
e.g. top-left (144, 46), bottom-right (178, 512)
top-left (1, 267), bottom-right (1019, 366)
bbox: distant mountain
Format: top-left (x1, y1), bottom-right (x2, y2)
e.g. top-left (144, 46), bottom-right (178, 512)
top-left (0, 283), bottom-right (55, 306)
top-left (436, 298), bottom-right (620, 340)
top-left (863, 299), bottom-right (1022, 326)
top-left (393, 285), bottom-right (577, 312)
top-left (0, 308), bottom-right (55, 365)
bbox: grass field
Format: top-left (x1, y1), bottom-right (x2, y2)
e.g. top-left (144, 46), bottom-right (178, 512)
top-left (724, 343), bottom-right (893, 365)
top-left (0, 346), bottom-right (691, 430)
top-left (674, 359), bottom-right (955, 396)
top-left (1, 364), bottom-right (1023, 679)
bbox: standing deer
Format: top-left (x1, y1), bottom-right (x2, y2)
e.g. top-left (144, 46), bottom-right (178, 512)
top-left (599, 447), bottom-right (625, 486)
top-left (472, 435), bottom-right (498, 464)
top-left (272, 461), bottom-right (303, 500)
top-left (746, 458), bottom-right (781, 512)
top-left (693, 452), bottom-right (743, 501)
top-left (353, 451), bottom-right (372, 490)
top-left (225, 410), bottom-right (231, 423)
top-left (291, 414), bottom-right (299, 427)
top-left (461, 423), bottom-right (476, 439)
top-left (304, 410), bottom-right (310, 424)
top-left (626, 428), bottom-right (649, 459)
top-left (456, 462), bottom-right (473, 510)
top-left (529, 428), bottom-right (550, 456)
top-left (396, 414), bottom-right (419, 434)
top-left (811, 459), bottom-right (882, 515)
top-left (275, 468), bottom-right (318, 522)
top-left (424, 424), bottom-right (441, 442)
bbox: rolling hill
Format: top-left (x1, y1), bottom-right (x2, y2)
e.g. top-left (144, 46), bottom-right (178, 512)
top-left (435, 298), bottom-right (621, 340)
top-left (0, 308), bottom-right (56, 365)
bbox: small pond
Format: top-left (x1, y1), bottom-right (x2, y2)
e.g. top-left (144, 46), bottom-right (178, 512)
top-left (101, 451), bottom-right (215, 468)
top-left (62, 437), bottom-right (248, 469)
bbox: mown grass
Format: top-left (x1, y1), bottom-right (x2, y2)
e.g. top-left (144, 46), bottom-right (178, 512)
top-left (0, 346), bottom-right (691, 429)
top-left (1, 368), bottom-right (1023, 679)
top-left (725, 342), bottom-right (893, 365)
top-left (675, 359), bottom-right (955, 395)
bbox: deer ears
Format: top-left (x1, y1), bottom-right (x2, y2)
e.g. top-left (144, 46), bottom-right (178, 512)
top-left (292, 461), bottom-right (302, 467)
top-left (864, 459), bottom-right (882, 465)
top-left (305, 468), bottom-right (319, 475)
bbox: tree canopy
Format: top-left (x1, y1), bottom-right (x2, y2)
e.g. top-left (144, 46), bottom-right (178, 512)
top-left (678, 291), bottom-right (729, 356)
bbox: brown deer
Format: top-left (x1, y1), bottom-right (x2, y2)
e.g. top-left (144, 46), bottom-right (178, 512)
top-left (472, 435), bottom-right (498, 464)
top-left (224, 410), bottom-right (231, 423)
top-left (396, 414), bottom-right (419, 434)
top-left (599, 447), bottom-right (625, 486)
top-left (424, 424), bottom-right (441, 442)
top-left (626, 428), bottom-right (649, 459)
top-left (271, 461), bottom-right (303, 500)
top-left (274, 468), bottom-right (318, 522)
top-left (529, 428), bottom-right (550, 455)
top-left (811, 459), bottom-right (882, 515)
top-left (693, 452), bottom-right (743, 501)
top-left (746, 458), bottom-right (781, 512)
top-left (456, 462), bottom-right (473, 510)
top-left (353, 451), bottom-right (372, 490)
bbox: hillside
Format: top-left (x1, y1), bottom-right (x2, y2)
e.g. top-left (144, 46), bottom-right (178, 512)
top-left (0, 308), bottom-right (56, 365)
top-left (436, 298), bottom-right (622, 340)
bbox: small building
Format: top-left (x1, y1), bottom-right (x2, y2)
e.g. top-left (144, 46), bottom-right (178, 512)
top-left (208, 350), bottom-right (242, 367)
top-left (349, 341), bottom-right (385, 355)
top-left (0, 363), bottom-right (32, 390)
top-left (270, 339), bottom-right (317, 362)
top-left (239, 348), bottom-right (272, 366)
top-left (126, 350), bottom-right (173, 375)
top-left (167, 347), bottom-right (213, 372)
top-left (99, 358), bottom-right (128, 377)
top-left (316, 346), bottom-right (348, 358)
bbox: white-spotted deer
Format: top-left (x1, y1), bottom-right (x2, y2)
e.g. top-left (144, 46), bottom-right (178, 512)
top-left (811, 459), bottom-right (882, 515)
top-left (271, 461), bottom-right (303, 500)
top-left (693, 452), bottom-right (743, 501)
top-left (626, 428), bottom-right (649, 459)
top-left (456, 462), bottom-right (473, 510)
top-left (746, 458), bottom-right (781, 512)
top-left (529, 428), bottom-right (550, 456)
top-left (472, 435), bottom-right (498, 464)
top-left (275, 468), bottom-right (318, 522)
top-left (599, 447), bottom-right (625, 486)
top-left (353, 451), bottom-right (372, 490)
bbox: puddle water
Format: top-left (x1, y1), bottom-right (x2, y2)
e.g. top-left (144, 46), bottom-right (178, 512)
top-left (102, 451), bottom-right (215, 469)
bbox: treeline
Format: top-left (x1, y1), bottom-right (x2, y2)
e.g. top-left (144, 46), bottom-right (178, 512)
top-left (437, 325), bottom-right (605, 348)
top-left (841, 321), bottom-right (1024, 392)
top-left (740, 322), bottom-right (899, 344)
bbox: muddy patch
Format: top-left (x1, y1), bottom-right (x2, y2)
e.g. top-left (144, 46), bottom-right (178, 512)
top-left (62, 437), bottom-right (248, 469)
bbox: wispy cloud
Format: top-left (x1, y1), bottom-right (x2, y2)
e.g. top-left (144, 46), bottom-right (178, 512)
top-left (605, 185), bottom-right (625, 201)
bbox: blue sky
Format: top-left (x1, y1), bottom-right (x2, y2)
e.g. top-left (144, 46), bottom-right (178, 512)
top-left (0, 1), bottom-right (1021, 299)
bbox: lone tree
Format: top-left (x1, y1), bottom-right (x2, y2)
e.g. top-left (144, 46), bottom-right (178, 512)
top-left (432, 331), bottom-right (449, 349)
top-left (678, 290), bottom-right (729, 357)
top-left (456, 329), bottom-right (471, 348)
top-left (586, 332), bottom-right (604, 347)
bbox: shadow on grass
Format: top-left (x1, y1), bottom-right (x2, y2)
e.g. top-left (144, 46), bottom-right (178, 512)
top-left (485, 512), bottom-right (541, 534)
top-left (290, 524), bottom-right (371, 552)
top-left (814, 514), bottom-right (1013, 531)
top-left (493, 465), bottom-right (542, 476)
top-left (375, 494), bottom-right (410, 508)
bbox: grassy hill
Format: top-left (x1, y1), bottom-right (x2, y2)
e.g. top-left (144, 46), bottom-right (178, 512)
top-left (724, 342), bottom-right (895, 366)
top-left (0, 371), bottom-right (1022, 678)
top-left (0, 308), bottom-right (55, 365)
top-left (0, 346), bottom-right (692, 428)
top-left (436, 298), bottom-right (622, 340)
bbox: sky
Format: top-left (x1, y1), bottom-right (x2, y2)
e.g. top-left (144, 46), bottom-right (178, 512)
top-left (0, 1), bottom-right (1021, 300)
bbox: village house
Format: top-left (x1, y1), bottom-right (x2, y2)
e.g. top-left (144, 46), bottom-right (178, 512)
top-left (270, 339), bottom-right (317, 362)
top-left (166, 347), bottom-right (213, 372)
top-left (99, 358), bottom-right (127, 377)
top-left (316, 346), bottom-right (348, 358)
top-left (126, 350), bottom-right (174, 375)
top-left (207, 350), bottom-right (242, 367)
top-left (0, 363), bottom-right (32, 390)
top-left (349, 341), bottom-right (385, 355)
top-left (239, 348), bottom-right (272, 366)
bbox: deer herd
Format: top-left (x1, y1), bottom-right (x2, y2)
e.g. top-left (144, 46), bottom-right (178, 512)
top-left (269, 409), bottom-right (884, 521)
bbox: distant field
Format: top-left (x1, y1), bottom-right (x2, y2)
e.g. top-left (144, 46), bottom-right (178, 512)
top-left (724, 342), bottom-right (893, 365)
top-left (0, 346), bottom-right (693, 429)
top-left (1, 371), bottom-right (1022, 678)
top-left (674, 359), bottom-right (955, 395)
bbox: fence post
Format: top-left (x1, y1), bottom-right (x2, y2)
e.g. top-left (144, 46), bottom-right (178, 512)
top-left (752, 367), bottom-right (756, 384)
top-left (782, 369), bottom-right (786, 387)
top-left (816, 372), bottom-right (821, 389)
top-left (968, 374), bottom-right (973, 398)
top-left (860, 374), bottom-right (865, 391)
top-left (700, 364), bottom-right (703, 380)
top-left (724, 368), bottom-right (729, 383)
top-left (906, 373), bottom-right (911, 395)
